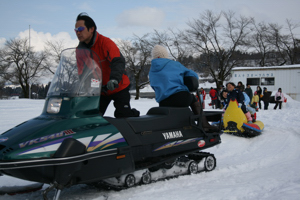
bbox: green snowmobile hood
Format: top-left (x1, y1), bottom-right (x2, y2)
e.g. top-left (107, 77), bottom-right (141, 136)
top-left (0, 96), bottom-right (128, 160)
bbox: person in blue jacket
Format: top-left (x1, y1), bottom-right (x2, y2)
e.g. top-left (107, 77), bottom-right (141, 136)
top-left (149, 45), bottom-right (199, 110)
top-left (149, 45), bottom-right (218, 131)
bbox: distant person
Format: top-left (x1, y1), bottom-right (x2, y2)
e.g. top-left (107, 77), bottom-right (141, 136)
top-left (239, 86), bottom-right (256, 122)
top-left (220, 89), bottom-right (229, 109)
top-left (216, 86), bottom-right (223, 109)
top-left (209, 87), bottom-right (218, 109)
top-left (200, 87), bottom-right (206, 109)
top-left (256, 86), bottom-right (263, 109)
top-left (251, 91), bottom-right (259, 112)
top-left (262, 87), bottom-right (271, 110)
top-left (274, 88), bottom-right (285, 110)
top-left (244, 84), bottom-right (253, 101)
top-left (237, 81), bottom-right (245, 91)
top-left (75, 12), bottom-right (139, 118)
top-left (219, 89), bottom-right (229, 123)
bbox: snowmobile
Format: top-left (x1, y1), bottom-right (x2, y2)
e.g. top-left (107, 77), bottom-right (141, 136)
top-left (222, 98), bottom-right (264, 137)
top-left (0, 48), bottom-right (222, 200)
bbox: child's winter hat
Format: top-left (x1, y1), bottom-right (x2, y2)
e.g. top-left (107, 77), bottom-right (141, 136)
top-left (152, 45), bottom-right (169, 59)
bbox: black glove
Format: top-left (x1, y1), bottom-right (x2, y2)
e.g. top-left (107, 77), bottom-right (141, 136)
top-left (107, 79), bottom-right (118, 91)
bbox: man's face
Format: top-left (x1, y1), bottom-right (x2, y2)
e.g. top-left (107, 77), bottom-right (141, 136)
top-left (75, 20), bottom-right (94, 44)
top-left (227, 84), bottom-right (234, 91)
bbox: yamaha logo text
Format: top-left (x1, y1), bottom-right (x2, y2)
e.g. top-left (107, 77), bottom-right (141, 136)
top-left (162, 131), bottom-right (183, 140)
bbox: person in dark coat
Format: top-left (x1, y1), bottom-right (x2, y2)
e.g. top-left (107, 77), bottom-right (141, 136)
top-left (256, 86), bottom-right (263, 109)
top-left (244, 84), bottom-right (253, 101)
top-left (262, 87), bottom-right (271, 110)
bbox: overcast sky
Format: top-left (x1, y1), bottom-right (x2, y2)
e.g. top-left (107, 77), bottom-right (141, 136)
top-left (1, 0), bottom-right (300, 51)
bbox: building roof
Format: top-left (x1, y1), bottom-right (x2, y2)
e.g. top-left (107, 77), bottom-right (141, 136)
top-left (232, 64), bottom-right (300, 71)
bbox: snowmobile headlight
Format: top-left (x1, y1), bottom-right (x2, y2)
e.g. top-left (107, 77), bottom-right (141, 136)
top-left (47, 98), bottom-right (62, 114)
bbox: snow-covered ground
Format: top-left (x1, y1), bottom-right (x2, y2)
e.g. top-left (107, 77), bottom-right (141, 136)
top-left (0, 93), bottom-right (300, 200)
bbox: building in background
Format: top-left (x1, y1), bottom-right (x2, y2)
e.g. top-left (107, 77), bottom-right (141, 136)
top-left (230, 65), bottom-right (300, 101)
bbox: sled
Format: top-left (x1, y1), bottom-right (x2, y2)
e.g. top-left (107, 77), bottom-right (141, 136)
top-left (222, 98), bottom-right (264, 137)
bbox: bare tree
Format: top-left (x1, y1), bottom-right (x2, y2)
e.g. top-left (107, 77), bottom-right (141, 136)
top-left (263, 20), bottom-right (300, 65)
top-left (44, 40), bottom-right (66, 74)
top-left (265, 23), bottom-right (289, 65)
top-left (117, 34), bottom-right (152, 99)
top-left (0, 38), bottom-right (47, 98)
top-left (283, 19), bottom-right (300, 64)
top-left (251, 21), bottom-right (274, 66)
top-left (183, 10), bottom-right (253, 88)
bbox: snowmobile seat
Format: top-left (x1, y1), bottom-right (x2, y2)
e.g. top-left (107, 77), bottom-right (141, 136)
top-left (125, 107), bottom-right (193, 133)
top-left (203, 111), bottom-right (223, 122)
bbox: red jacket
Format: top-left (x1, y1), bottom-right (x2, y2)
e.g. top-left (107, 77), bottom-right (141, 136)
top-left (78, 32), bottom-right (130, 96)
top-left (209, 89), bottom-right (217, 100)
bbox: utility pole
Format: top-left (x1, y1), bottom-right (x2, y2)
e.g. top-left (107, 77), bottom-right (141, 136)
top-left (29, 25), bottom-right (31, 99)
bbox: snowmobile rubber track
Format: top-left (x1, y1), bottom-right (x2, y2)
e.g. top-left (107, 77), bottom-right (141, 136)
top-left (92, 152), bottom-right (216, 191)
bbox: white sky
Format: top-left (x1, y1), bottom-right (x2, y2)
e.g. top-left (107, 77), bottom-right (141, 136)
top-left (0, 0), bottom-right (300, 51)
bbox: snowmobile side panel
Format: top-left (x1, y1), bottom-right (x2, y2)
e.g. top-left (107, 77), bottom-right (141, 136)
top-left (104, 117), bottom-right (142, 146)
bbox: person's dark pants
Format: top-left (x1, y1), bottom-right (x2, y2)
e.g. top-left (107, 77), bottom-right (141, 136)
top-left (211, 99), bottom-right (218, 109)
top-left (100, 87), bottom-right (139, 118)
top-left (159, 91), bottom-right (197, 107)
top-left (216, 99), bottom-right (221, 109)
top-left (264, 101), bottom-right (269, 110)
top-left (258, 98), bottom-right (262, 109)
top-left (274, 101), bottom-right (282, 109)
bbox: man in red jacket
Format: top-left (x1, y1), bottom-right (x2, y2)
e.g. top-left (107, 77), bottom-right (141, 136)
top-left (75, 12), bottom-right (139, 118)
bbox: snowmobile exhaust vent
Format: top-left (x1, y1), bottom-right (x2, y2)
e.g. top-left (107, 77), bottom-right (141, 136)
top-left (1, 147), bottom-right (13, 154)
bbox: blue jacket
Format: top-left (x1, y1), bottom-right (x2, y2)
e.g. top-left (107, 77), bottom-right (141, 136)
top-left (149, 58), bottom-right (199, 103)
top-left (243, 92), bottom-right (250, 106)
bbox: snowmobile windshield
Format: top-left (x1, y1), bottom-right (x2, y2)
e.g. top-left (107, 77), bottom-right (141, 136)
top-left (47, 48), bottom-right (102, 97)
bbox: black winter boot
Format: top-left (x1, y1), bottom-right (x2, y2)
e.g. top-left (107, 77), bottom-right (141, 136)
top-left (190, 102), bottom-right (219, 132)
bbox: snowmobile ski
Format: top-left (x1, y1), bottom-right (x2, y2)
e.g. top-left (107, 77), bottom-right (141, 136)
top-left (0, 182), bottom-right (43, 195)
